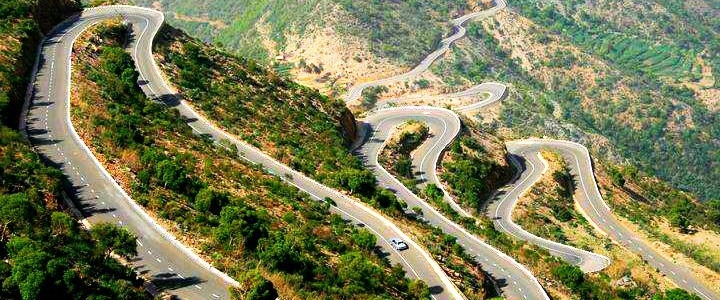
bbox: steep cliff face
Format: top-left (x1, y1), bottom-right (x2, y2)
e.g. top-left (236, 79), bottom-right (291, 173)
top-left (338, 107), bottom-right (358, 142)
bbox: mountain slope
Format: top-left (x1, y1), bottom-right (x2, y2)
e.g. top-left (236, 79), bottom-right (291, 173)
top-left (1, 2), bottom-right (150, 299)
top-left (129, 0), bottom-right (719, 201)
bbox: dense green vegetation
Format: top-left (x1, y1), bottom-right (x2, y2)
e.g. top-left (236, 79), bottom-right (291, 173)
top-left (514, 1), bottom-right (702, 82)
top-left (72, 22), bottom-right (429, 299)
top-left (501, 0), bottom-right (720, 201)
top-left (0, 128), bottom-right (149, 300)
top-left (421, 0), bottom-right (719, 201)
top-left (440, 135), bottom-right (511, 212)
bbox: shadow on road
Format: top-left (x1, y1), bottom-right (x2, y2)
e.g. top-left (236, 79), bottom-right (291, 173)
top-left (429, 285), bottom-right (444, 295)
top-left (150, 273), bottom-right (203, 291)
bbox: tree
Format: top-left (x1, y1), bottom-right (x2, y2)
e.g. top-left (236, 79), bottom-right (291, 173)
top-left (246, 275), bottom-right (278, 300)
top-left (335, 169), bottom-right (376, 196)
top-left (424, 184), bottom-right (443, 202)
top-left (707, 199), bottom-right (720, 227)
top-left (0, 193), bottom-right (35, 241)
top-left (258, 235), bottom-right (305, 273)
top-left (50, 212), bottom-right (77, 237)
top-left (90, 223), bottom-right (137, 259)
top-left (6, 237), bottom-right (49, 300)
top-left (395, 156), bottom-right (413, 178)
top-left (551, 264), bottom-right (584, 291)
top-left (234, 271), bottom-right (278, 300)
top-left (653, 288), bottom-right (701, 300)
top-left (214, 205), bottom-right (269, 250)
top-left (155, 159), bottom-right (188, 190)
top-left (667, 198), bottom-right (694, 233)
top-left (195, 187), bottom-right (229, 215)
top-left (608, 167), bottom-right (625, 186)
top-left (338, 252), bottom-right (383, 294)
top-left (351, 229), bottom-right (377, 251)
top-left (408, 279), bottom-right (431, 299)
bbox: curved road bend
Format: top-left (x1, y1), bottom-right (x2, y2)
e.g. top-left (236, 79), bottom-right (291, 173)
top-left (376, 82), bottom-right (507, 112)
top-left (499, 140), bottom-right (720, 300)
top-left (487, 144), bottom-right (611, 273)
top-left (25, 5), bottom-right (463, 300)
top-left (345, 0), bottom-right (718, 298)
top-left (344, 0), bottom-right (508, 105)
top-left (357, 106), bottom-right (549, 300)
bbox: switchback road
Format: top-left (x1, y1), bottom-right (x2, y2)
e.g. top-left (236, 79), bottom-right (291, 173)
top-left (23, 5), bottom-right (462, 300)
top-left (348, 0), bottom-right (719, 299)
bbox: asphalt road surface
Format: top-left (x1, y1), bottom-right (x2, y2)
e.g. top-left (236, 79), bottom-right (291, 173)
top-left (23, 5), bottom-right (463, 300)
top-left (501, 140), bottom-right (720, 300)
top-left (486, 145), bottom-right (611, 273)
top-left (344, 0), bottom-right (507, 105)
top-left (356, 106), bottom-right (549, 300)
top-left (349, 0), bottom-right (720, 298)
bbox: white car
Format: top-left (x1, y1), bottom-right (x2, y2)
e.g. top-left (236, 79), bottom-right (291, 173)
top-left (390, 238), bottom-right (409, 250)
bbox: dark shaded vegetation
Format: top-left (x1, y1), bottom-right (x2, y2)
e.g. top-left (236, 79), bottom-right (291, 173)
top-left (361, 85), bottom-right (388, 109)
top-left (0, 128), bottom-right (149, 300)
top-left (73, 22), bottom-right (429, 299)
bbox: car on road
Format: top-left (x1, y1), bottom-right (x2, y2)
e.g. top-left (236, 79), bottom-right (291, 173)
top-left (390, 238), bottom-right (408, 250)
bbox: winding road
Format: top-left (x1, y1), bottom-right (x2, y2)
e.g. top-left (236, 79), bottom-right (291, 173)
top-left (20, 1), bottom-right (720, 300)
top-left (23, 5), bottom-right (464, 300)
top-left (500, 140), bottom-right (720, 300)
top-left (357, 106), bottom-right (549, 300)
top-left (344, 0), bottom-right (507, 105)
top-left (347, 0), bottom-right (720, 299)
